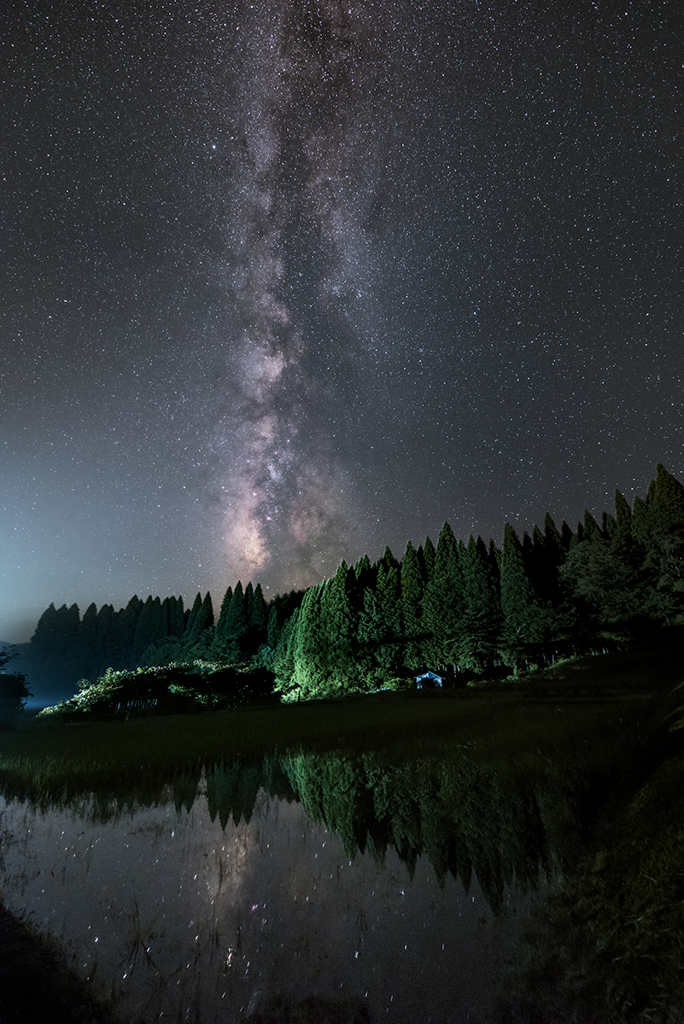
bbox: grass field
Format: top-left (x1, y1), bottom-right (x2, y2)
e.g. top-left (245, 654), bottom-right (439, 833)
top-left (0, 642), bottom-right (675, 812)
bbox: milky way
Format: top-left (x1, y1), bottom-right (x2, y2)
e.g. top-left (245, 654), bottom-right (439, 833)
top-left (205, 0), bottom-right (391, 583)
top-left (2, 0), bottom-right (683, 640)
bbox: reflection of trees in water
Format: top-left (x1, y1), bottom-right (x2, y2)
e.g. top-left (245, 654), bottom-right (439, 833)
top-left (205, 758), bottom-right (297, 831)
top-left (280, 752), bottom-right (552, 913)
top-left (6, 745), bottom-right (615, 915)
top-left (200, 749), bottom-right (610, 914)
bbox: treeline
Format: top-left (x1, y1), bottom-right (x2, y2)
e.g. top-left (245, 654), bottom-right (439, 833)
top-left (27, 582), bottom-right (303, 695)
top-left (28, 464), bottom-right (684, 702)
top-left (265, 463), bottom-right (684, 700)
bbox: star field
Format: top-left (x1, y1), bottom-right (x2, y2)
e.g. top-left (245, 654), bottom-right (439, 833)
top-left (1, 0), bottom-right (683, 641)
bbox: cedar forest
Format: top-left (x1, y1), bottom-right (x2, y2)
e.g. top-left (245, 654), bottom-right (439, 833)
top-left (26, 464), bottom-right (684, 719)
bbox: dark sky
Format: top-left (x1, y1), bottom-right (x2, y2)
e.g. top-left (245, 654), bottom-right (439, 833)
top-left (2, 0), bottom-right (682, 643)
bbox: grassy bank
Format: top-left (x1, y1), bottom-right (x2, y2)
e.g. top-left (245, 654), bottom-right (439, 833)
top-left (0, 671), bottom-right (665, 812)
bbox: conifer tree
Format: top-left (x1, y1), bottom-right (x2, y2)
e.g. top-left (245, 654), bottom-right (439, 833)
top-left (184, 593), bottom-right (203, 638)
top-left (401, 540), bottom-right (425, 671)
top-left (354, 554), bottom-right (373, 591)
top-left (246, 582), bottom-right (268, 652)
top-left (458, 535), bottom-right (501, 673)
top-left (366, 563), bottom-right (403, 678)
top-left (422, 536), bottom-right (436, 580)
top-left (214, 581), bottom-right (249, 661)
top-left (188, 591), bottom-right (214, 642)
top-left (422, 522), bottom-right (464, 671)
top-left (132, 596), bottom-right (166, 665)
top-left (112, 595), bottom-right (143, 666)
top-left (603, 511), bottom-right (617, 538)
top-left (95, 603), bottom-right (115, 674)
top-left (643, 465), bottom-right (684, 620)
top-left (614, 490), bottom-right (632, 536)
top-left (266, 604), bottom-right (280, 649)
top-left (253, 604), bottom-right (281, 671)
top-left (292, 584), bottom-right (328, 698)
top-left (583, 510), bottom-right (603, 542)
top-left (273, 607), bottom-right (300, 700)
top-left (215, 586), bottom-right (234, 637)
top-left (378, 546), bottom-right (399, 573)
top-left (77, 603), bottom-right (99, 680)
top-left (321, 562), bottom-right (358, 693)
top-left (560, 521), bottom-right (574, 549)
top-left (650, 464), bottom-right (684, 539)
top-left (544, 513), bottom-right (566, 560)
top-left (499, 524), bottom-right (543, 671)
top-left (168, 596), bottom-right (186, 637)
top-left (28, 602), bottom-right (72, 689)
top-left (631, 494), bottom-right (651, 546)
top-left (561, 486), bottom-right (654, 639)
top-left (50, 603), bottom-right (82, 686)
top-left (357, 586), bottom-right (384, 684)
top-left (225, 582), bottom-right (248, 640)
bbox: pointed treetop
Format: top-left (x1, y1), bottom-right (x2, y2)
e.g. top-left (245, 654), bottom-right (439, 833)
top-left (583, 509), bottom-right (603, 541)
top-left (651, 464), bottom-right (684, 536)
top-left (354, 554), bottom-right (371, 579)
top-left (502, 522), bottom-right (522, 551)
top-left (614, 489), bottom-right (632, 534)
top-left (436, 521), bottom-right (458, 557)
top-left (422, 535), bottom-right (436, 578)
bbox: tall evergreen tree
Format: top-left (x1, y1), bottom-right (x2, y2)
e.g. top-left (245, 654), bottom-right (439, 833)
top-left (273, 607), bottom-right (301, 700)
top-left (560, 485), bottom-right (654, 640)
top-left (291, 583), bottom-right (328, 698)
top-left (631, 494), bottom-right (651, 546)
top-left (401, 540), bottom-right (425, 671)
top-left (76, 602), bottom-right (99, 680)
top-left (642, 465), bottom-right (684, 621)
top-left (188, 591), bottom-right (214, 642)
top-left (177, 592), bottom-right (212, 660)
top-left (458, 536), bottom-right (501, 673)
top-left (131, 596), bottom-right (166, 665)
top-left (614, 490), bottom-right (632, 536)
top-left (422, 536), bottom-right (436, 581)
top-left (215, 586), bottom-right (233, 635)
top-left (225, 582), bottom-right (248, 640)
top-left (379, 546), bottom-right (399, 572)
top-left (246, 582), bottom-right (268, 653)
top-left (95, 603), bottom-right (115, 674)
top-left (353, 554), bottom-right (373, 591)
top-left (583, 509), bottom-right (603, 542)
top-left (184, 593), bottom-right (203, 637)
top-left (111, 595), bottom-right (143, 666)
top-left (364, 563), bottom-right (402, 679)
top-left (321, 562), bottom-right (358, 692)
top-left (167, 596), bottom-right (186, 637)
top-left (422, 522), bottom-right (464, 670)
top-left (649, 464), bottom-right (684, 540)
top-left (266, 604), bottom-right (280, 649)
top-left (498, 524), bottom-right (543, 671)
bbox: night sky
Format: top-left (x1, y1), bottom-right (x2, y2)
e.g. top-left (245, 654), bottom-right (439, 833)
top-left (2, 0), bottom-right (683, 643)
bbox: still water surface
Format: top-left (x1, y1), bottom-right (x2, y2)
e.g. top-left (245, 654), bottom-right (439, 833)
top-left (0, 751), bottom-right (569, 1023)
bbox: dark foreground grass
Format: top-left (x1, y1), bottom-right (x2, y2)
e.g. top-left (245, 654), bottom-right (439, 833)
top-left (0, 680), bottom-right (664, 812)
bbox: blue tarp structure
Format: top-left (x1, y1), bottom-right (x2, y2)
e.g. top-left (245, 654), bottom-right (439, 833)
top-left (415, 671), bottom-right (444, 689)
